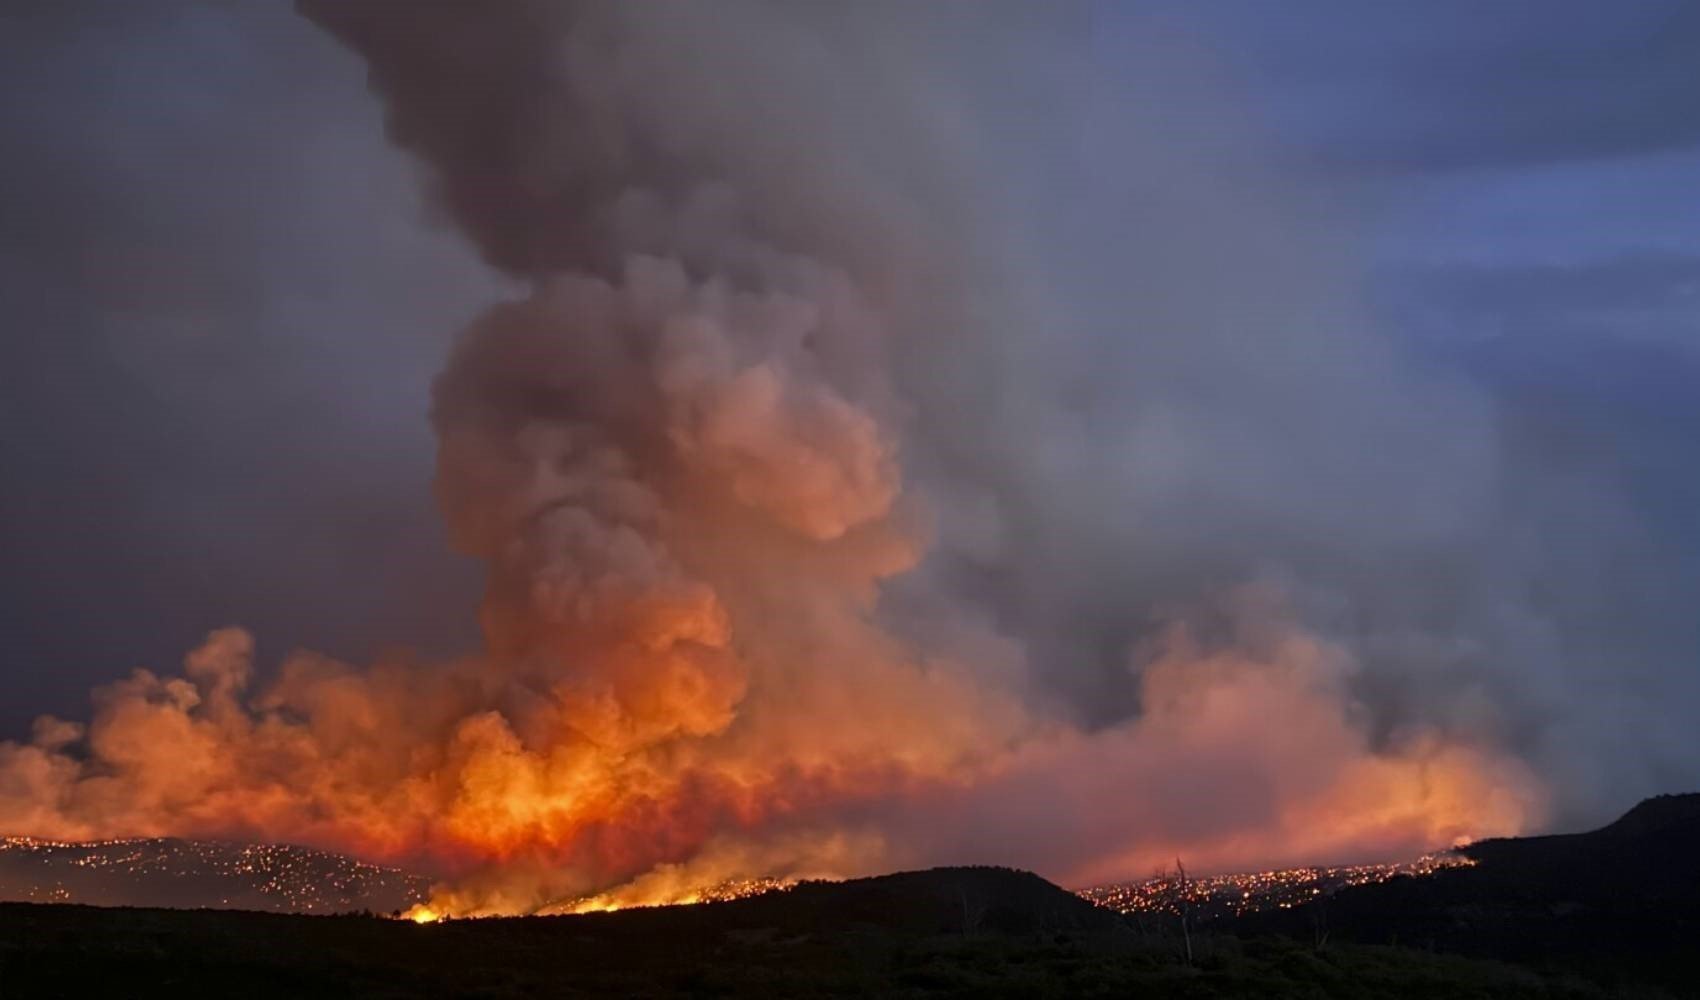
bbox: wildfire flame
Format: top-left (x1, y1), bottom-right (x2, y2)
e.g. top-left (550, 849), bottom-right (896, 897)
top-left (0, 602), bottom-right (1541, 919)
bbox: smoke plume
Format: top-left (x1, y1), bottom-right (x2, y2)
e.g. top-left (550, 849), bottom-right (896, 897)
top-left (0, 1), bottom-right (1572, 915)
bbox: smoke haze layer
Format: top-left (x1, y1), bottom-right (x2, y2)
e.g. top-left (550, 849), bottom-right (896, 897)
top-left (6, 1), bottom-right (1692, 914)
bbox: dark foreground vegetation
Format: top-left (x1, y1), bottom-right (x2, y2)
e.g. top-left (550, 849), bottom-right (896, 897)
top-left (3, 796), bottom-right (1697, 997)
top-left (0, 866), bottom-right (1676, 998)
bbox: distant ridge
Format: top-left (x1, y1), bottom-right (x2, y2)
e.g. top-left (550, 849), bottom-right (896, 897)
top-left (0, 836), bottom-right (427, 914)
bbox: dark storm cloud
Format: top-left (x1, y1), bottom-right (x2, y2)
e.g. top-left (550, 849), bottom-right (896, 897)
top-left (1390, 252), bottom-right (1700, 344)
top-left (0, 0), bottom-right (495, 735)
top-left (1380, 250), bottom-right (1700, 566)
top-left (1173, 0), bottom-right (1700, 173)
top-left (1353, 235), bottom-right (1700, 810)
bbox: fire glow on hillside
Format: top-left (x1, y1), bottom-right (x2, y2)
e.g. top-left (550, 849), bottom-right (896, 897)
top-left (0, 2), bottom-right (1545, 918)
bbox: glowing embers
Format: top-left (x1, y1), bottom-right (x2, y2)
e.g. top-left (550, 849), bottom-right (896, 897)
top-left (544, 876), bottom-right (797, 916)
top-left (1078, 851), bottom-right (1478, 918)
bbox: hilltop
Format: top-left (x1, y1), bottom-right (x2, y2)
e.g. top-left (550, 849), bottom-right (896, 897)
top-left (1460, 792), bottom-right (1700, 898)
top-left (1240, 793), bottom-right (1700, 993)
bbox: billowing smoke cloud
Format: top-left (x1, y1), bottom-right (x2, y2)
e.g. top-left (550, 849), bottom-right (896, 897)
top-left (1, 0), bottom-right (1632, 915)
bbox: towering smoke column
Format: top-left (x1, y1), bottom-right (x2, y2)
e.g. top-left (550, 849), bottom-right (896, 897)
top-left (0, 1), bottom-right (1543, 914)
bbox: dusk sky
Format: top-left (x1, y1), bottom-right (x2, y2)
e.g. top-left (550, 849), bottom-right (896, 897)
top-left (2, 2), bottom-right (1697, 898)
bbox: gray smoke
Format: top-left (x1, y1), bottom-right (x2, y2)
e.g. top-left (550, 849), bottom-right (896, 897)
top-left (296, 0), bottom-right (1699, 830)
top-left (3, 1), bottom-right (1692, 914)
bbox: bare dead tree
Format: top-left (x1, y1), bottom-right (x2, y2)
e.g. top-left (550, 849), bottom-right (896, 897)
top-left (1175, 857), bottom-right (1194, 967)
top-left (957, 883), bottom-right (986, 937)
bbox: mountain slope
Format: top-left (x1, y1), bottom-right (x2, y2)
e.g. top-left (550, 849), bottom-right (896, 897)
top-left (1238, 793), bottom-right (1700, 992)
top-left (0, 836), bottom-right (427, 914)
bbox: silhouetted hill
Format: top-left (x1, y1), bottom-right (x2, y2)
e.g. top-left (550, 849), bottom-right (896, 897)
top-left (0, 865), bottom-right (1622, 998)
top-left (722, 866), bottom-right (1121, 936)
top-left (1238, 793), bottom-right (1700, 993)
top-left (1459, 792), bottom-right (1700, 900)
top-left (1591, 792), bottom-right (1700, 838)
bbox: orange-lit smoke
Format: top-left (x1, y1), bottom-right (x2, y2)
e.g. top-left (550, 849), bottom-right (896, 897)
top-left (0, 573), bottom-right (1542, 916)
top-left (0, 2), bottom-right (1547, 916)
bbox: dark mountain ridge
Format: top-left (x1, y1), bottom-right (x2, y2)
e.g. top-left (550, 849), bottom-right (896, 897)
top-left (1460, 792), bottom-right (1700, 898)
top-left (1238, 792), bottom-right (1700, 993)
